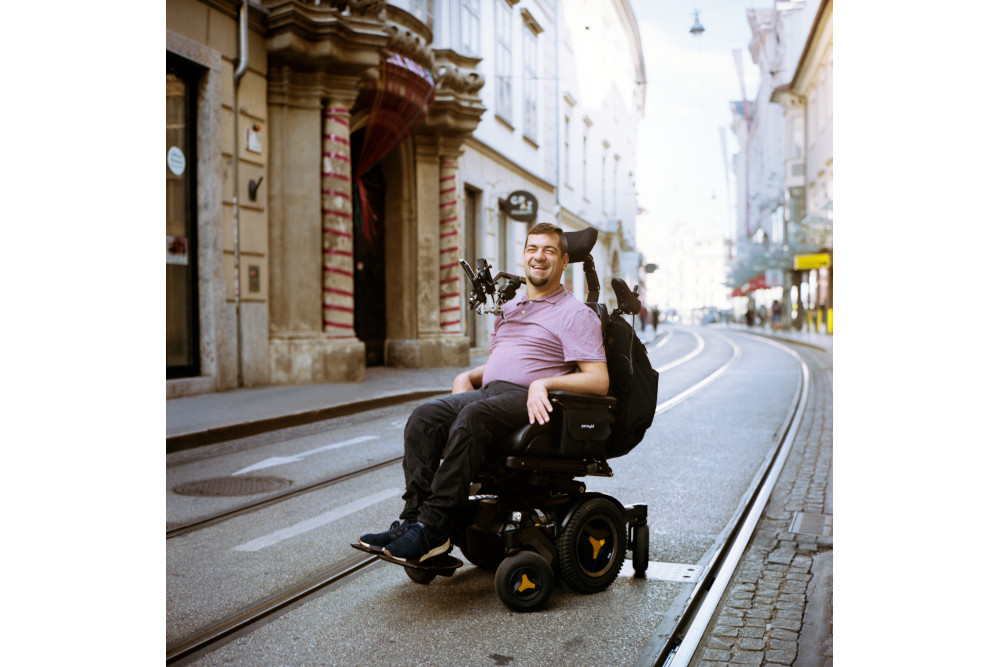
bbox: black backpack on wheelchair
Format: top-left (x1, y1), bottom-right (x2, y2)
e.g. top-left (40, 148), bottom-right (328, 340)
top-left (420, 227), bottom-right (658, 612)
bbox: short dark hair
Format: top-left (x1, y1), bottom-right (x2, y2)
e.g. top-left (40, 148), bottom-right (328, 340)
top-left (525, 222), bottom-right (568, 256)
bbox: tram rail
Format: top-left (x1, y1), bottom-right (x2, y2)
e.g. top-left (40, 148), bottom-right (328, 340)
top-left (638, 335), bottom-right (811, 666)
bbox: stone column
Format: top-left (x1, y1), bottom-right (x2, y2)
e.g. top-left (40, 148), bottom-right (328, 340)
top-left (438, 156), bottom-right (462, 333)
top-left (321, 101), bottom-right (355, 337)
top-left (267, 69), bottom-right (364, 384)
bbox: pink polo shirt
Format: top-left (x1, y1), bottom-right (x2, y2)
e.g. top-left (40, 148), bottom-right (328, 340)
top-left (482, 285), bottom-right (605, 388)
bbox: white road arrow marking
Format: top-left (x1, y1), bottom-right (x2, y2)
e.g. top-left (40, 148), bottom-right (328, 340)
top-left (232, 487), bottom-right (401, 552)
top-left (232, 435), bottom-right (379, 475)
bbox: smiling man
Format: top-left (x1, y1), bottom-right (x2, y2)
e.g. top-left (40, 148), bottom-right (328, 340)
top-left (356, 222), bottom-right (609, 563)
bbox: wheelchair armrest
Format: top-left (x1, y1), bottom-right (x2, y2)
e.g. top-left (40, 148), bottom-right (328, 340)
top-left (548, 390), bottom-right (617, 409)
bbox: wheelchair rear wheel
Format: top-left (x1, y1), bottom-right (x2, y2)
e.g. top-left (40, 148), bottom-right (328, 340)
top-left (557, 497), bottom-right (626, 593)
top-left (495, 551), bottom-right (555, 612)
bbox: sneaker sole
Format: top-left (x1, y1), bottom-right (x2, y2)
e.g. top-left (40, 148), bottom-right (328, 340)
top-left (384, 539), bottom-right (451, 565)
top-left (356, 539), bottom-right (386, 554)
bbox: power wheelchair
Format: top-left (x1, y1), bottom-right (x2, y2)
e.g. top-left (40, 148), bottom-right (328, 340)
top-left (405, 227), bottom-right (656, 612)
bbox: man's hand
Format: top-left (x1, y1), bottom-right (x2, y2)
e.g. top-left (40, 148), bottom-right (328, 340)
top-left (526, 378), bottom-right (553, 424)
top-left (452, 365), bottom-right (485, 394)
top-left (525, 361), bottom-right (609, 424)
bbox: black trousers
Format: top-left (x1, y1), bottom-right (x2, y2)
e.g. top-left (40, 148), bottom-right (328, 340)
top-left (401, 380), bottom-right (529, 534)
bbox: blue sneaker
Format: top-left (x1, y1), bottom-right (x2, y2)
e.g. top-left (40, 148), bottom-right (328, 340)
top-left (383, 522), bottom-right (451, 563)
top-left (358, 519), bottom-right (417, 553)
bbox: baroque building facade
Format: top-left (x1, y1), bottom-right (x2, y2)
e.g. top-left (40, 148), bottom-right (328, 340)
top-left (166, 0), bottom-right (645, 396)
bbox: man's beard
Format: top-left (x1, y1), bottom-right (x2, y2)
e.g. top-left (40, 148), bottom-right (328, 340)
top-left (528, 272), bottom-right (549, 287)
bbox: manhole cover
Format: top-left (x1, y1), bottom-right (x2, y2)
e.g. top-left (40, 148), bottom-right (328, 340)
top-left (789, 511), bottom-right (833, 536)
top-left (172, 476), bottom-right (294, 497)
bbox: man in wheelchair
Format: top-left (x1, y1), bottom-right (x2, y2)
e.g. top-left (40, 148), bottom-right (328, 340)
top-left (358, 222), bottom-right (609, 563)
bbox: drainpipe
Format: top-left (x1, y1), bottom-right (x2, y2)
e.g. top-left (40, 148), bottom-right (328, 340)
top-left (233, 0), bottom-right (248, 387)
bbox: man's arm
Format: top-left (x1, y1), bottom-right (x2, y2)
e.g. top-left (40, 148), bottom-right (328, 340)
top-left (525, 360), bottom-right (609, 425)
top-left (452, 364), bottom-right (486, 394)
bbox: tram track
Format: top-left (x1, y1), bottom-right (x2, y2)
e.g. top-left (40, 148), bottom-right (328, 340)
top-left (166, 552), bottom-right (382, 664)
top-left (638, 334), bottom-right (812, 667)
top-left (166, 456), bottom-right (403, 539)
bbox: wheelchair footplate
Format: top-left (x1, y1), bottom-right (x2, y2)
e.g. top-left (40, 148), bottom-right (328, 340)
top-left (350, 542), bottom-right (463, 576)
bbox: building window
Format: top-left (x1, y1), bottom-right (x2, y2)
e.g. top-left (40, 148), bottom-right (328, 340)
top-left (563, 114), bottom-right (571, 184)
top-left (494, 0), bottom-right (513, 121)
top-left (522, 23), bottom-right (538, 141)
top-left (460, 0), bottom-right (481, 56)
top-left (410, 0), bottom-right (435, 32)
top-left (612, 155), bottom-right (619, 217)
top-left (601, 144), bottom-right (608, 214)
top-left (166, 56), bottom-right (200, 378)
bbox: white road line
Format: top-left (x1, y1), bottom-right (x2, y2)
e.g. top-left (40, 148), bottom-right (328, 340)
top-left (655, 335), bottom-right (741, 415)
top-left (232, 487), bottom-right (401, 552)
top-left (624, 560), bottom-right (703, 583)
top-left (655, 330), bottom-right (705, 373)
top-left (233, 435), bottom-right (379, 475)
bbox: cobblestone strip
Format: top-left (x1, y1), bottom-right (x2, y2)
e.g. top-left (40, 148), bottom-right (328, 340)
top-left (693, 350), bottom-right (832, 667)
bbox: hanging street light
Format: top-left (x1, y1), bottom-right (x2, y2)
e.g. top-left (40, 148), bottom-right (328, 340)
top-left (690, 10), bottom-right (705, 37)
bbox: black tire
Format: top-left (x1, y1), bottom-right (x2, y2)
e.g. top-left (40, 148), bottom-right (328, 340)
top-left (494, 551), bottom-right (555, 612)
top-left (404, 566), bottom-right (437, 585)
top-left (557, 497), bottom-right (626, 593)
top-left (632, 524), bottom-right (649, 576)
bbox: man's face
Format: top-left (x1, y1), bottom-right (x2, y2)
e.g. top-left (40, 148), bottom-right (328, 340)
top-left (522, 233), bottom-right (568, 289)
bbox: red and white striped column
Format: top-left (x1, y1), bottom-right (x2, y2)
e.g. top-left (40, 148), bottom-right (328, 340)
top-left (321, 103), bottom-right (355, 338)
top-left (438, 158), bottom-right (462, 333)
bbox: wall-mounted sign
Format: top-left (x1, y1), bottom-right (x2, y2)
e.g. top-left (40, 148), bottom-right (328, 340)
top-left (167, 146), bottom-right (186, 176)
top-left (794, 253), bottom-right (831, 270)
top-left (166, 236), bottom-right (188, 265)
top-left (504, 190), bottom-right (538, 222)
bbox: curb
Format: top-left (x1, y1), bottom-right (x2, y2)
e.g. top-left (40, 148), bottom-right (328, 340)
top-left (166, 389), bottom-right (448, 454)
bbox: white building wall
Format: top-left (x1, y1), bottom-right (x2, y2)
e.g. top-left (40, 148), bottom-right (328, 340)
top-left (423, 0), bottom-right (645, 346)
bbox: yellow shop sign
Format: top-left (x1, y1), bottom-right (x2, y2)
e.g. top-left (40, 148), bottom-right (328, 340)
top-left (794, 253), bottom-right (831, 270)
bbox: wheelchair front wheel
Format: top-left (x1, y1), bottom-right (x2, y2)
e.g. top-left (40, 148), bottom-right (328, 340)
top-left (404, 567), bottom-right (437, 585)
top-left (632, 523), bottom-right (649, 575)
top-left (495, 551), bottom-right (555, 612)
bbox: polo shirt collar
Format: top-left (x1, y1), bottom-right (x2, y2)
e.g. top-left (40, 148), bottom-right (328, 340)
top-left (514, 285), bottom-right (568, 305)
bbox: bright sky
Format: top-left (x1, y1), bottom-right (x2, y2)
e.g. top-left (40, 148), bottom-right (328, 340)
top-left (631, 1), bottom-right (760, 294)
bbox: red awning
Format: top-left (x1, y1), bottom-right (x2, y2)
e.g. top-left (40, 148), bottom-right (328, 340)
top-left (355, 52), bottom-right (436, 240)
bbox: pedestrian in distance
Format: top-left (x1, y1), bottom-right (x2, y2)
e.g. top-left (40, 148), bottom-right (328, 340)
top-left (639, 305), bottom-right (648, 331)
top-left (357, 223), bottom-right (609, 563)
top-left (650, 306), bottom-right (660, 333)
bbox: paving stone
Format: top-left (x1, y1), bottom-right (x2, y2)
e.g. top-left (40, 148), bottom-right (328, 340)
top-left (772, 616), bottom-right (802, 632)
top-left (718, 615), bottom-right (744, 627)
top-left (770, 629), bottom-right (797, 641)
top-left (768, 549), bottom-right (795, 565)
top-left (730, 649), bottom-right (765, 665)
top-left (740, 638), bottom-right (766, 651)
top-left (739, 626), bottom-right (765, 639)
top-left (714, 625), bottom-right (739, 638)
top-left (768, 639), bottom-right (796, 652)
top-left (766, 649), bottom-right (797, 664)
top-left (702, 648), bottom-right (731, 661)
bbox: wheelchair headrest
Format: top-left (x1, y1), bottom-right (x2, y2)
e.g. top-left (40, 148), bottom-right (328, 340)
top-left (565, 228), bottom-right (598, 263)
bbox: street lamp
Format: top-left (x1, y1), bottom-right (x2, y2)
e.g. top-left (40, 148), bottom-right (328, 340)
top-left (690, 10), bottom-right (705, 37)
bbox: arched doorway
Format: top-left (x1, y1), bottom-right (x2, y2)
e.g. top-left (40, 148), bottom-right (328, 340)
top-left (352, 130), bottom-right (387, 366)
